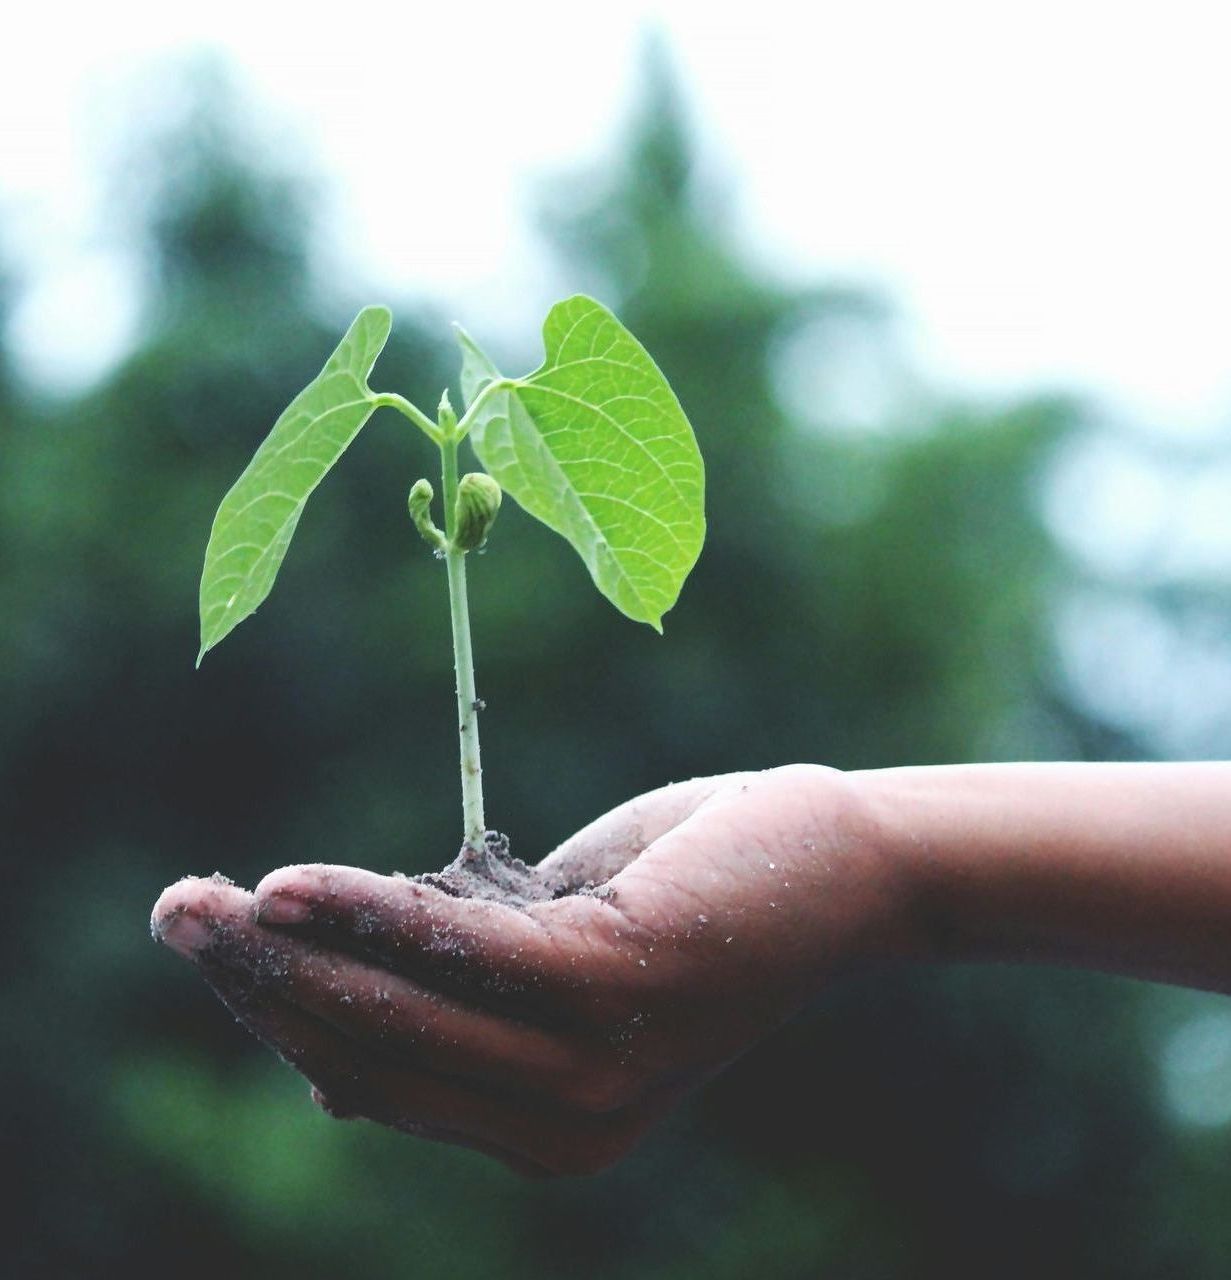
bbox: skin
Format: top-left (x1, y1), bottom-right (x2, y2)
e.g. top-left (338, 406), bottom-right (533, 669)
top-left (151, 761), bottom-right (1231, 1178)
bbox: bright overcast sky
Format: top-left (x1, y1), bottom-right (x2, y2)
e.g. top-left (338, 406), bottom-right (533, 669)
top-left (4, 0), bottom-right (1230, 440)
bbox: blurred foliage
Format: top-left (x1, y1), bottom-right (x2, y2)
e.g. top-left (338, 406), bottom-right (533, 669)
top-left (3, 50), bottom-right (1231, 1280)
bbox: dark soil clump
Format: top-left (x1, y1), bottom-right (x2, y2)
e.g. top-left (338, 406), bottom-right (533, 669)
top-left (417, 831), bottom-right (567, 908)
top-left (415, 831), bottom-right (613, 910)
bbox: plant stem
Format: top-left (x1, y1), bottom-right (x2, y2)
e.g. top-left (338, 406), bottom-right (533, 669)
top-left (371, 392), bottom-right (442, 442)
top-left (452, 377), bottom-right (512, 440)
top-left (439, 432), bottom-right (485, 849)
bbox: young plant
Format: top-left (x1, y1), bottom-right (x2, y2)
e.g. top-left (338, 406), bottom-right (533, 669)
top-left (197, 296), bottom-right (705, 853)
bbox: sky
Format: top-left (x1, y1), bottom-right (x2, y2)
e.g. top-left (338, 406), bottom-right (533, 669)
top-left (3, 0), bottom-right (1230, 444)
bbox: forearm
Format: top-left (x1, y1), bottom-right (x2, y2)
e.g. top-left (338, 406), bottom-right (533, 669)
top-left (852, 762), bottom-right (1231, 993)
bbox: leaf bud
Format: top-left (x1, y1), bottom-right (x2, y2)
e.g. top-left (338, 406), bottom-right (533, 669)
top-left (437, 389), bottom-right (458, 435)
top-left (408, 478), bottom-right (446, 551)
top-left (453, 472), bottom-right (502, 551)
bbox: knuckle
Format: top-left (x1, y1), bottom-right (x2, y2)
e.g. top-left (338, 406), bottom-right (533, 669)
top-left (310, 1085), bottom-right (356, 1121)
top-left (255, 863), bottom-right (332, 903)
top-left (549, 1125), bottom-right (638, 1177)
top-left (560, 1065), bottom-right (639, 1114)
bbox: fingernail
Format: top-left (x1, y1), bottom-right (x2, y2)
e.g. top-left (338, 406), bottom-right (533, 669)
top-left (158, 913), bottom-right (212, 958)
top-left (258, 895), bottom-right (312, 926)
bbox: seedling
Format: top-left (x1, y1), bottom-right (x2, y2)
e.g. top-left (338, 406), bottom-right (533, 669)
top-left (197, 296), bottom-right (705, 853)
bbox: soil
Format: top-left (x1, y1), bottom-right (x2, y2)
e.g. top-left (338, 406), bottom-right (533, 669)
top-left (414, 830), bottom-right (614, 910)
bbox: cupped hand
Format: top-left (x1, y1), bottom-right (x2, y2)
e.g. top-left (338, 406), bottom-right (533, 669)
top-left (151, 765), bottom-right (906, 1176)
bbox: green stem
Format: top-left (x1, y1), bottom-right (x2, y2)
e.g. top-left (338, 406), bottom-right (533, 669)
top-left (371, 392), bottom-right (442, 442)
top-left (453, 377), bottom-right (513, 441)
top-left (440, 433), bottom-right (485, 849)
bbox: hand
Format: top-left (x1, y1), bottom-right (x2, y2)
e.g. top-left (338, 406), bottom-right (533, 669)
top-left (151, 765), bottom-right (906, 1176)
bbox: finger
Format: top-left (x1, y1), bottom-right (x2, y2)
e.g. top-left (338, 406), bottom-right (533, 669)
top-left (196, 956), bottom-right (557, 1179)
top-left (151, 873), bottom-right (255, 956)
top-left (216, 917), bottom-right (624, 1104)
top-left (252, 864), bottom-right (646, 1017)
top-left (333, 1054), bottom-right (668, 1178)
top-left (200, 951), bottom-right (662, 1177)
top-left (536, 773), bottom-right (753, 888)
top-left (154, 874), bottom-right (646, 1108)
top-left (152, 878), bottom-right (664, 1172)
top-left (309, 1082), bottom-right (552, 1176)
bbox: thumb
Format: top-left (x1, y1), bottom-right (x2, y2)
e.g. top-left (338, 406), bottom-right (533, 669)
top-left (536, 773), bottom-right (754, 890)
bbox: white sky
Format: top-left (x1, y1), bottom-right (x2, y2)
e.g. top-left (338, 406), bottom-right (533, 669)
top-left (3, 0), bottom-right (1231, 442)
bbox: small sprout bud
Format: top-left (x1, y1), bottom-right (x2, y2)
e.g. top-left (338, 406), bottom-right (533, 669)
top-left (437, 389), bottom-right (457, 435)
top-left (408, 478), bottom-right (446, 552)
top-left (453, 472), bottom-right (502, 551)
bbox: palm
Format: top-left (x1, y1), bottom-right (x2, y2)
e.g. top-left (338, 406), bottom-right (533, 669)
top-left (151, 765), bottom-right (885, 1175)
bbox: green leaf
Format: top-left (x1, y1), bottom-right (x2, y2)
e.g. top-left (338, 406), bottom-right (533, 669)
top-left (197, 306), bottom-right (392, 664)
top-left (456, 295), bottom-right (705, 630)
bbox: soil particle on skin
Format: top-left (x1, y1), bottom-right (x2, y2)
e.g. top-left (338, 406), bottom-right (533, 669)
top-left (415, 831), bottom-right (612, 910)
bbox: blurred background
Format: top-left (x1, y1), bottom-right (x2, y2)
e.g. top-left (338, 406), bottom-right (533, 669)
top-left (3, 4), bottom-right (1230, 1276)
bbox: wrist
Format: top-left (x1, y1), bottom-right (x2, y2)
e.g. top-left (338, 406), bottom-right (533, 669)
top-left (762, 764), bottom-right (932, 975)
top-left (840, 765), bottom-right (957, 966)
